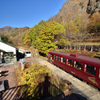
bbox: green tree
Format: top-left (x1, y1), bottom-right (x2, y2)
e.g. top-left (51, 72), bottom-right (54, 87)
top-left (35, 22), bottom-right (65, 55)
top-left (3, 36), bottom-right (8, 42)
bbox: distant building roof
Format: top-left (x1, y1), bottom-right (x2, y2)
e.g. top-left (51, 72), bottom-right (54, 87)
top-left (0, 41), bottom-right (17, 49)
top-left (0, 41), bottom-right (17, 54)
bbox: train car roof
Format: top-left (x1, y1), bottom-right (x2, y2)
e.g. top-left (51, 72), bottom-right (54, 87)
top-left (49, 51), bottom-right (100, 66)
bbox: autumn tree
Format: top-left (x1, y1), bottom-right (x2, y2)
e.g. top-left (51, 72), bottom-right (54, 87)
top-left (87, 13), bottom-right (100, 34)
top-left (22, 32), bottom-right (32, 46)
top-left (29, 21), bottom-right (48, 48)
top-left (69, 20), bottom-right (76, 33)
top-left (59, 22), bottom-right (70, 47)
top-left (22, 20), bottom-right (48, 47)
top-left (68, 15), bottom-right (82, 43)
top-left (10, 33), bottom-right (15, 37)
top-left (74, 15), bottom-right (81, 33)
top-left (35, 22), bottom-right (65, 55)
top-left (19, 63), bottom-right (51, 99)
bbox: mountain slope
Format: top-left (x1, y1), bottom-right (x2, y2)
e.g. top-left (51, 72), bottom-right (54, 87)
top-left (0, 26), bottom-right (29, 46)
top-left (48, 0), bottom-right (100, 24)
top-left (0, 26), bottom-right (29, 35)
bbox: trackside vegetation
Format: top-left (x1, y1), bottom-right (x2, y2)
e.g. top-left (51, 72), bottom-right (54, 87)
top-left (15, 63), bottom-right (72, 99)
top-left (18, 63), bottom-right (51, 98)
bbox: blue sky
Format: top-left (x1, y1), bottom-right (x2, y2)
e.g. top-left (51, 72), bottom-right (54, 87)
top-left (0, 0), bottom-right (66, 28)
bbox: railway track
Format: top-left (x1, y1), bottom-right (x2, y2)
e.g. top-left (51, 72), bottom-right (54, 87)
top-left (35, 57), bottom-right (100, 100)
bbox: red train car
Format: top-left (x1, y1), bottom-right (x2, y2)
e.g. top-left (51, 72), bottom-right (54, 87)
top-left (48, 51), bottom-right (100, 89)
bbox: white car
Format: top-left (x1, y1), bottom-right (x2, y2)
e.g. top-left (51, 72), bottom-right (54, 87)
top-left (25, 52), bottom-right (32, 57)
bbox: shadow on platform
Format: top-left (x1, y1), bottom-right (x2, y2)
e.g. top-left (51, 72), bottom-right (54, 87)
top-left (0, 75), bottom-right (87, 100)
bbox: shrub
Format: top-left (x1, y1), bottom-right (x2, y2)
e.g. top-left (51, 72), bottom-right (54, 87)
top-left (18, 63), bottom-right (51, 98)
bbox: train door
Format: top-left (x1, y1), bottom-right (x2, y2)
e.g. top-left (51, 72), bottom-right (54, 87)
top-left (98, 69), bottom-right (100, 89)
top-left (66, 58), bottom-right (74, 73)
top-left (72, 61), bottom-right (84, 78)
top-left (83, 64), bottom-right (98, 87)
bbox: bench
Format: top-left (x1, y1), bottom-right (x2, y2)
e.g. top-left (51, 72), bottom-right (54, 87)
top-left (0, 70), bottom-right (2, 76)
top-left (0, 81), bottom-right (5, 92)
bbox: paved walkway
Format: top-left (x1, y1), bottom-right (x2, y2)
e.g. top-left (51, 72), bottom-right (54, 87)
top-left (0, 63), bottom-right (18, 100)
top-left (35, 57), bottom-right (100, 100)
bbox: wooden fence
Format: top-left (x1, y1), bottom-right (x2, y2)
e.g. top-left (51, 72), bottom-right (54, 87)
top-left (58, 45), bottom-right (100, 52)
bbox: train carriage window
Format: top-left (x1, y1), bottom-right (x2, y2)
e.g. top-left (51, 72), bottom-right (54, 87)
top-left (84, 64), bottom-right (96, 76)
top-left (67, 59), bottom-right (73, 67)
top-left (74, 61), bottom-right (82, 70)
top-left (61, 57), bottom-right (66, 64)
top-left (56, 56), bottom-right (60, 61)
top-left (50, 54), bottom-right (52, 62)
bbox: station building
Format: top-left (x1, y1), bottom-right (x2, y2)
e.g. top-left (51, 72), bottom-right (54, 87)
top-left (0, 40), bottom-right (17, 63)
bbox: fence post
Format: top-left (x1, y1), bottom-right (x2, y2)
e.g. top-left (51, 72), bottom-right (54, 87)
top-left (67, 46), bottom-right (68, 49)
top-left (79, 45), bottom-right (81, 50)
top-left (74, 45), bottom-right (76, 50)
top-left (84, 45), bottom-right (86, 51)
top-left (91, 45), bottom-right (93, 52)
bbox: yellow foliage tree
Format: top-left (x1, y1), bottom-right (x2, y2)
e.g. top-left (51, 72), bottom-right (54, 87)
top-left (19, 63), bottom-right (51, 98)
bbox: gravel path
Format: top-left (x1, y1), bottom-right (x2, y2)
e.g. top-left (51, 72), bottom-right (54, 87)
top-left (34, 57), bottom-right (100, 100)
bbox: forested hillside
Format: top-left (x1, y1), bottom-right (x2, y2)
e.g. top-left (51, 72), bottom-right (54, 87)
top-left (0, 26), bottom-right (29, 45)
top-left (48, 0), bottom-right (100, 43)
